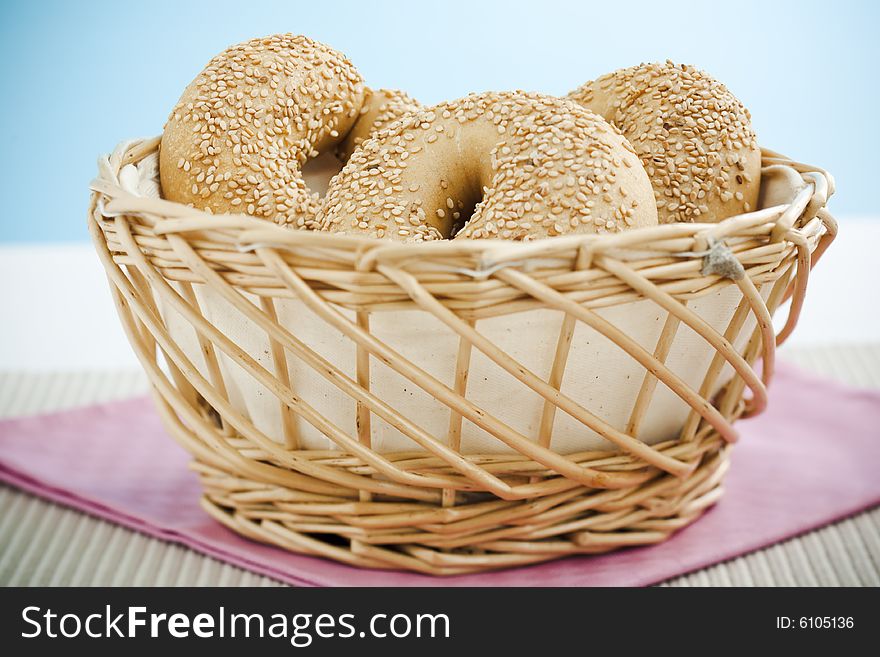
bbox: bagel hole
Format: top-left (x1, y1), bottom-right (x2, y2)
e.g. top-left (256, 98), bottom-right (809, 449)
top-left (301, 151), bottom-right (345, 198)
top-left (448, 201), bottom-right (478, 237)
top-left (445, 179), bottom-right (484, 238)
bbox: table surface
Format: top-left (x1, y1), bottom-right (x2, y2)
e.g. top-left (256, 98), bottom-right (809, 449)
top-left (1, 229), bottom-right (878, 586)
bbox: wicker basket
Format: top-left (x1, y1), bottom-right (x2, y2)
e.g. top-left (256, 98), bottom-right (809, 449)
top-left (89, 137), bottom-right (836, 575)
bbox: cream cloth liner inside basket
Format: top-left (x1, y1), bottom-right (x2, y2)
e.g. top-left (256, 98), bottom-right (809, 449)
top-left (114, 145), bottom-right (807, 455)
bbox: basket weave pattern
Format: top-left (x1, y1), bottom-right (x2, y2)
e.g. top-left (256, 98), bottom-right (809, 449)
top-left (89, 138), bottom-right (836, 574)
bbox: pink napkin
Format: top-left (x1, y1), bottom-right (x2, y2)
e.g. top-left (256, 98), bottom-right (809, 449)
top-left (1, 361), bottom-right (878, 586)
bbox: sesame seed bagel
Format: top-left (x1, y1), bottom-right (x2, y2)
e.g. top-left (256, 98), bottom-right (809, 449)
top-left (336, 88), bottom-right (422, 162)
top-left (301, 89), bottom-right (422, 199)
top-left (316, 91), bottom-right (658, 242)
top-left (569, 61), bottom-right (760, 224)
top-left (159, 34), bottom-right (365, 227)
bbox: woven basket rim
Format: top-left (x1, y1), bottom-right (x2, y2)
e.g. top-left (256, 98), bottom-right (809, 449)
top-left (90, 137), bottom-right (835, 270)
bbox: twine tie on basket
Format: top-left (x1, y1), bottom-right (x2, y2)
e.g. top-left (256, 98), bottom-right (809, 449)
top-left (697, 239), bottom-right (745, 280)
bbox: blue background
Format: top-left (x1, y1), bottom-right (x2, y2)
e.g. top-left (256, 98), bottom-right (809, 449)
top-left (1, 0), bottom-right (876, 242)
